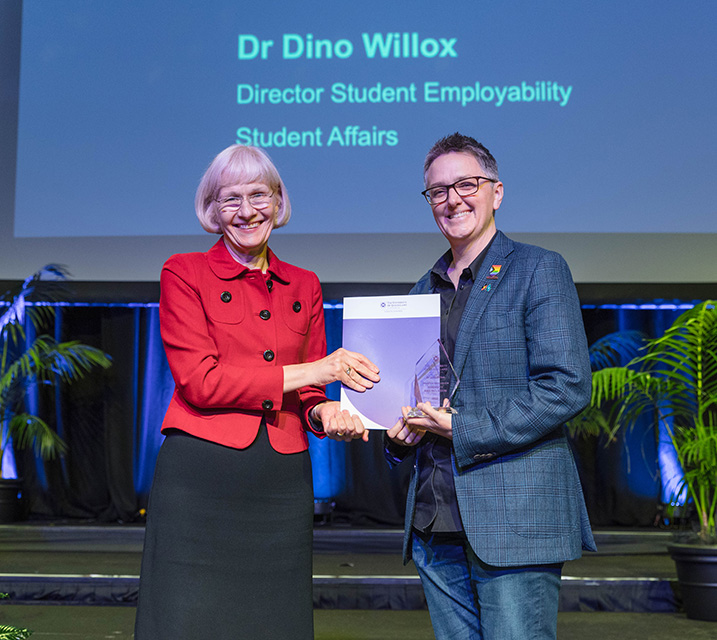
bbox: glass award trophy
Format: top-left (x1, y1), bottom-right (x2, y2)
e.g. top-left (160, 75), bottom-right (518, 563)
top-left (406, 339), bottom-right (460, 418)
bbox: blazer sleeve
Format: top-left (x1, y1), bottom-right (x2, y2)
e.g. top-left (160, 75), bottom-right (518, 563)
top-left (451, 251), bottom-right (591, 468)
top-left (159, 257), bottom-right (285, 412)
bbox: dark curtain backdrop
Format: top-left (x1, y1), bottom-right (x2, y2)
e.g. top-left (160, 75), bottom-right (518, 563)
top-left (12, 303), bottom-right (681, 527)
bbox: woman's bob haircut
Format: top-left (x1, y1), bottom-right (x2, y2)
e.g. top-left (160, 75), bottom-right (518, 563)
top-left (195, 145), bottom-right (291, 234)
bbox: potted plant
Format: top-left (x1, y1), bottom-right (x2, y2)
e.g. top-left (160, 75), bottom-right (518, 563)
top-left (0, 265), bottom-right (111, 522)
top-left (571, 300), bottom-right (717, 620)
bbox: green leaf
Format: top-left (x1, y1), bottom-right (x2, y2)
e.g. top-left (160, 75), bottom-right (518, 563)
top-left (0, 624), bottom-right (34, 639)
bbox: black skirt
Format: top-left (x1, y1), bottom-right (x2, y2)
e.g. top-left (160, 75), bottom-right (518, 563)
top-left (134, 425), bottom-right (314, 640)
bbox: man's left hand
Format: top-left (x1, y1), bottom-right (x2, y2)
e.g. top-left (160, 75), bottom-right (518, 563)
top-left (405, 400), bottom-right (453, 440)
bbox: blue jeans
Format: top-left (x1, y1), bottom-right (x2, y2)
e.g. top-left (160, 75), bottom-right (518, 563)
top-left (412, 530), bottom-right (562, 640)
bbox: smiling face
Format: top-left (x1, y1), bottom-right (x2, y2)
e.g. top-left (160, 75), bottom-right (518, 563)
top-left (216, 181), bottom-right (279, 263)
top-left (424, 151), bottom-right (503, 256)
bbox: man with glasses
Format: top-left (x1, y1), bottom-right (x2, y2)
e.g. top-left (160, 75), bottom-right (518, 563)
top-left (386, 132), bottom-right (596, 639)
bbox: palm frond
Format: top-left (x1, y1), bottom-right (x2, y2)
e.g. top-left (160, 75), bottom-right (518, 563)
top-left (0, 624), bottom-right (33, 639)
top-left (5, 413), bottom-right (67, 460)
top-left (588, 330), bottom-right (647, 371)
top-left (0, 264), bottom-right (71, 340)
top-left (589, 367), bottom-right (643, 408)
top-left (565, 403), bottom-right (611, 438)
top-left (0, 336), bottom-right (111, 397)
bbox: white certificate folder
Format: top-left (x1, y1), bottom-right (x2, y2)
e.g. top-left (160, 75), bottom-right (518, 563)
top-left (340, 294), bottom-right (440, 429)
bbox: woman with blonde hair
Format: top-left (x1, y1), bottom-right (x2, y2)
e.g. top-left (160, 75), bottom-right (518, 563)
top-left (135, 144), bottom-right (378, 639)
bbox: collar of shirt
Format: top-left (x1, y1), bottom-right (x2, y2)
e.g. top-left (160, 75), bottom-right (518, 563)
top-left (429, 236), bottom-right (495, 291)
top-left (207, 238), bottom-right (290, 284)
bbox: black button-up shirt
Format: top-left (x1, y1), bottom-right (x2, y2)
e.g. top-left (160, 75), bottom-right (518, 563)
top-left (413, 239), bottom-right (493, 533)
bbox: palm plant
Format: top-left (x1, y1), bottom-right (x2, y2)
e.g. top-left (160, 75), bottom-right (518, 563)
top-left (0, 265), bottom-right (112, 479)
top-left (576, 301), bottom-right (717, 544)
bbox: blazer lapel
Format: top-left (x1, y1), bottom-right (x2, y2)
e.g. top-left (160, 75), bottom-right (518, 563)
top-left (453, 231), bottom-right (515, 375)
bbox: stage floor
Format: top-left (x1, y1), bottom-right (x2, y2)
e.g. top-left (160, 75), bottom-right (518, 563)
top-left (2, 607), bottom-right (717, 640)
top-left (2, 524), bottom-right (716, 639)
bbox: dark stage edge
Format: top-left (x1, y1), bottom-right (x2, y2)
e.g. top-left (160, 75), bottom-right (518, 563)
top-left (0, 526), bottom-right (682, 614)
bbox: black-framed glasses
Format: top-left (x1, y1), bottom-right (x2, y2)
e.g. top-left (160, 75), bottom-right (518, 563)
top-left (215, 191), bottom-right (273, 213)
top-left (421, 176), bottom-right (497, 205)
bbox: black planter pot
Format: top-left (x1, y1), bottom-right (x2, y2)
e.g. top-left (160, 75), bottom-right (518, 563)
top-left (668, 542), bottom-right (717, 621)
top-left (0, 478), bottom-right (25, 523)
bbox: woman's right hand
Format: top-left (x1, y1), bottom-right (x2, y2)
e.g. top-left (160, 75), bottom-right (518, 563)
top-left (313, 401), bottom-right (370, 442)
top-left (312, 348), bottom-right (380, 392)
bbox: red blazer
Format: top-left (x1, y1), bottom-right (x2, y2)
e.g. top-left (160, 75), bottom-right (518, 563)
top-left (159, 238), bottom-right (327, 453)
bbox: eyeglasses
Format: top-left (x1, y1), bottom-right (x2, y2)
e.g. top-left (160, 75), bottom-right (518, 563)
top-left (421, 176), bottom-right (497, 205)
top-left (215, 191), bottom-right (273, 213)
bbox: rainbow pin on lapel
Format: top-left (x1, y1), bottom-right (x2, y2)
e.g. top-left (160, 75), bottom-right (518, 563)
top-left (486, 264), bottom-right (502, 280)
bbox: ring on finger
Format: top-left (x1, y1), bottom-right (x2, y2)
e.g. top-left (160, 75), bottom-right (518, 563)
top-left (337, 431), bottom-right (344, 437)
top-left (345, 366), bottom-right (352, 376)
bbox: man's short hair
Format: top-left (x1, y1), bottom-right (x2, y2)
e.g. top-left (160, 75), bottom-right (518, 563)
top-left (424, 133), bottom-right (499, 183)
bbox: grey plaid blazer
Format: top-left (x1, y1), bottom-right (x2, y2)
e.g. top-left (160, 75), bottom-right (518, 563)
top-left (398, 231), bottom-right (597, 566)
